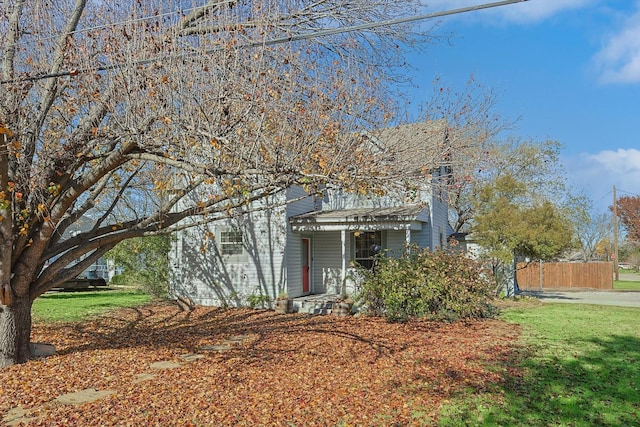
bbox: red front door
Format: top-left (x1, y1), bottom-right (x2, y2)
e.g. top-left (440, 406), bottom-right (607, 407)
top-left (302, 238), bottom-right (310, 293)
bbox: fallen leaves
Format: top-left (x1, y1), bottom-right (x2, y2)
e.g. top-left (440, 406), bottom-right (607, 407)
top-left (0, 303), bottom-right (520, 426)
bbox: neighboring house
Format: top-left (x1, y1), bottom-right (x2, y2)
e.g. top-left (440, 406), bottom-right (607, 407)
top-left (46, 215), bottom-right (114, 288)
top-left (169, 121), bottom-right (453, 307)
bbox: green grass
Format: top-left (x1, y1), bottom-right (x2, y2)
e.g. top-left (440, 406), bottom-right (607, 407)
top-left (32, 289), bottom-right (152, 323)
top-left (438, 303), bottom-right (640, 426)
top-left (614, 280), bottom-right (640, 290)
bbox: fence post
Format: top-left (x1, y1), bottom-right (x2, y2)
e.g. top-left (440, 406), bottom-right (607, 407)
top-left (539, 260), bottom-right (543, 291)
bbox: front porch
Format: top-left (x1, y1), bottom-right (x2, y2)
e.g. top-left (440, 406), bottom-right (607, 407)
top-left (289, 206), bottom-right (430, 301)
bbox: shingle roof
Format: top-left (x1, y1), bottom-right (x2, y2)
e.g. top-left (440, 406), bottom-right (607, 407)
top-left (365, 120), bottom-right (448, 172)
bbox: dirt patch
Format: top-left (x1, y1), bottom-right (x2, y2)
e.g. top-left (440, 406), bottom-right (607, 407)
top-left (0, 303), bottom-right (520, 426)
top-left (495, 297), bottom-right (545, 310)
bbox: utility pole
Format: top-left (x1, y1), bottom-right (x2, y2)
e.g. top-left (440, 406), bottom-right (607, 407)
top-left (613, 186), bottom-right (619, 281)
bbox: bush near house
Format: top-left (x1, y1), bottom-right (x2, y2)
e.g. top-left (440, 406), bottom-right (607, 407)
top-left (357, 246), bottom-right (497, 322)
top-left (105, 236), bottom-right (170, 298)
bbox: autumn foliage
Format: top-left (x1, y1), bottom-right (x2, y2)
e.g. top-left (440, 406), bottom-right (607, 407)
top-left (0, 0), bottom-right (439, 365)
top-left (614, 195), bottom-right (640, 242)
top-left (0, 303), bottom-right (518, 426)
top-left (357, 247), bottom-right (497, 322)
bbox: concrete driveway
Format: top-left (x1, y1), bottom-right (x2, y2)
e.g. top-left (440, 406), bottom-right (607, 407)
top-left (519, 272), bottom-right (640, 308)
top-left (521, 290), bottom-right (640, 308)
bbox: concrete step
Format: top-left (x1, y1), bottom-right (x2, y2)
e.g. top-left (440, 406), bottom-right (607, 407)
top-left (292, 294), bottom-right (338, 315)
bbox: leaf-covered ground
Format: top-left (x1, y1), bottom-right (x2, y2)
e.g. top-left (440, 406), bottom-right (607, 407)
top-left (1, 303), bottom-right (519, 426)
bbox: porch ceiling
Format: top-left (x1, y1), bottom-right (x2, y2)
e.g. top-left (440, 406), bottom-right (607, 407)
top-left (289, 205), bottom-right (426, 232)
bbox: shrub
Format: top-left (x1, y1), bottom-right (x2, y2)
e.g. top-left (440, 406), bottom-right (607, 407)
top-left (356, 246), bottom-right (497, 322)
top-left (247, 293), bottom-right (271, 308)
top-left (105, 236), bottom-right (170, 298)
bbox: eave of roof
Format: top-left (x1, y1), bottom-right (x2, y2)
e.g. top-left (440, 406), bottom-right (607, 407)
top-left (289, 205), bottom-right (429, 232)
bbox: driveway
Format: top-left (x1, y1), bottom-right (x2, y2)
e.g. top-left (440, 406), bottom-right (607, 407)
top-left (521, 290), bottom-right (640, 308)
top-left (619, 272), bottom-right (640, 281)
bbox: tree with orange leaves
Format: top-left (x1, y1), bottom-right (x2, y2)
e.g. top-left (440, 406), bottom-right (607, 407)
top-left (614, 195), bottom-right (640, 241)
top-left (0, 0), bottom-right (453, 366)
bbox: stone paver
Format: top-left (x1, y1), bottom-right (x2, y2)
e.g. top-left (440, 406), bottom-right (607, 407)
top-left (56, 388), bottom-right (116, 405)
top-left (3, 332), bottom-right (257, 424)
top-left (29, 342), bottom-right (56, 357)
top-left (3, 406), bottom-right (37, 427)
top-left (180, 353), bottom-right (205, 362)
top-left (222, 335), bottom-right (252, 345)
top-left (199, 344), bottom-right (232, 352)
top-left (149, 361), bottom-right (182, 370)
top-left (133, 373), bottom-right (157, 383)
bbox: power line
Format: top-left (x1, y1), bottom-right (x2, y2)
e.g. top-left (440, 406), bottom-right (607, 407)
top-left (617, 188), bottom-right (640, 197)
top-left (3, 1), bottom-right (237, 49)
top-left (1, 0), bottom-right (528, 85)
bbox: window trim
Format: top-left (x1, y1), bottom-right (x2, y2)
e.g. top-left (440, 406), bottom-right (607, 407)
top-left (217, 228), bottom-right (247, 262)
top-left (351, 230), bottom-right (384, 269)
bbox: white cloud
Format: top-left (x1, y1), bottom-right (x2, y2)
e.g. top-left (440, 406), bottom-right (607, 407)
top-left (593, 8), bottom-right (640, 84)
top-left (565, 148), bottom-right (640, 212)
top-left (425, 0), bottom-right (595, 24)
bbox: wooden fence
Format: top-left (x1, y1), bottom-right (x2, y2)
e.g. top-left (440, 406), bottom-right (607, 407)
top-left (516, 261), bottom-right (613, 291)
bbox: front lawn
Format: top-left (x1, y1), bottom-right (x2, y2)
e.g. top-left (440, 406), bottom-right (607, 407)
top-left (32, 289), bottom-right (152, 322)
top-left (614, 280), bottom-right (640, 290)
top-left (439, 303), bottom-right (640, 426)
top-left (3, 303), bottom-right (516, 426)
top-left (5, 299), bottom-right (639, 425)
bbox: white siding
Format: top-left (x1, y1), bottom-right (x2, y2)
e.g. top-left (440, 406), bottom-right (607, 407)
top-left (410, 227), bottom-right (433, 249)
top-left (285, 186), bottom-right (316, 298)
top-left (386, 230), bottom-right (408, 255)
top-left (434, 166), bottom-right (451, 248)
top-left (312, 231), bottom-right (344, 294)
top-left (415, 168), bottom-right (449, 249)
top-left (170, 194), bottom-right (289, 306)
top-left (285, 186), bottom-right (316, 217)
top-left (430, 192), bottom-right (449, 249)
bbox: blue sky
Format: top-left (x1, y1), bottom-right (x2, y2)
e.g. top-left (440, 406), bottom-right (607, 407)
top-left (405, 0), bottom-right (640, 213)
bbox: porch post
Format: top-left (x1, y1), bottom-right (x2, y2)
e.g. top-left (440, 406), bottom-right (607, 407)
top-left (405, 228), bottom-right (411, 246)
top-left (341, 229), bottom-right (347, 287)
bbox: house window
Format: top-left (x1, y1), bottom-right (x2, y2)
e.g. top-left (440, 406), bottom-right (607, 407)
top-left (219, 230), bottom-right (244, 256)
top-left (353, 231), bottom-right (382, 269)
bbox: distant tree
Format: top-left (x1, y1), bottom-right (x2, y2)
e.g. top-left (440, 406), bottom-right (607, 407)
top-left (471, 174), bottom-right (577, 291)
top-left (595, 238), bottom-right (613, 261)
top-left (619, 240), bottom-right (640, 269)
top-left (613, 195), bottom-right (640, 241)
top-left (444, 130), bottom-right (570, 233)
top-left (572, 211), bottom-right (612, 261)
top-left (628, 252), bottom-right (640, 271)
top-left (105, 236), bottom-right (170, 298)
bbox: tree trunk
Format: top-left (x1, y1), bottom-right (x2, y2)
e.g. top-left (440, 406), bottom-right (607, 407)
top-left (0, 295), bottom-right (32, 367)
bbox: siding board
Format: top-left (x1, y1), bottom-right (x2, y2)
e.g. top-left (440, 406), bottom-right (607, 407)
top-left (312, 231), bottom-right (343, 294)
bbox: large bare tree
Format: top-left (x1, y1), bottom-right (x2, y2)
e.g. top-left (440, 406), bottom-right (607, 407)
top-left (419, 77), bottom-right (508, 232)
top-left (0, 0), bottom-right (448, 366)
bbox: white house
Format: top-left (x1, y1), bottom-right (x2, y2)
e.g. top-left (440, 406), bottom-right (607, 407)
top-left (169, 121), bottom-right (453, 308)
